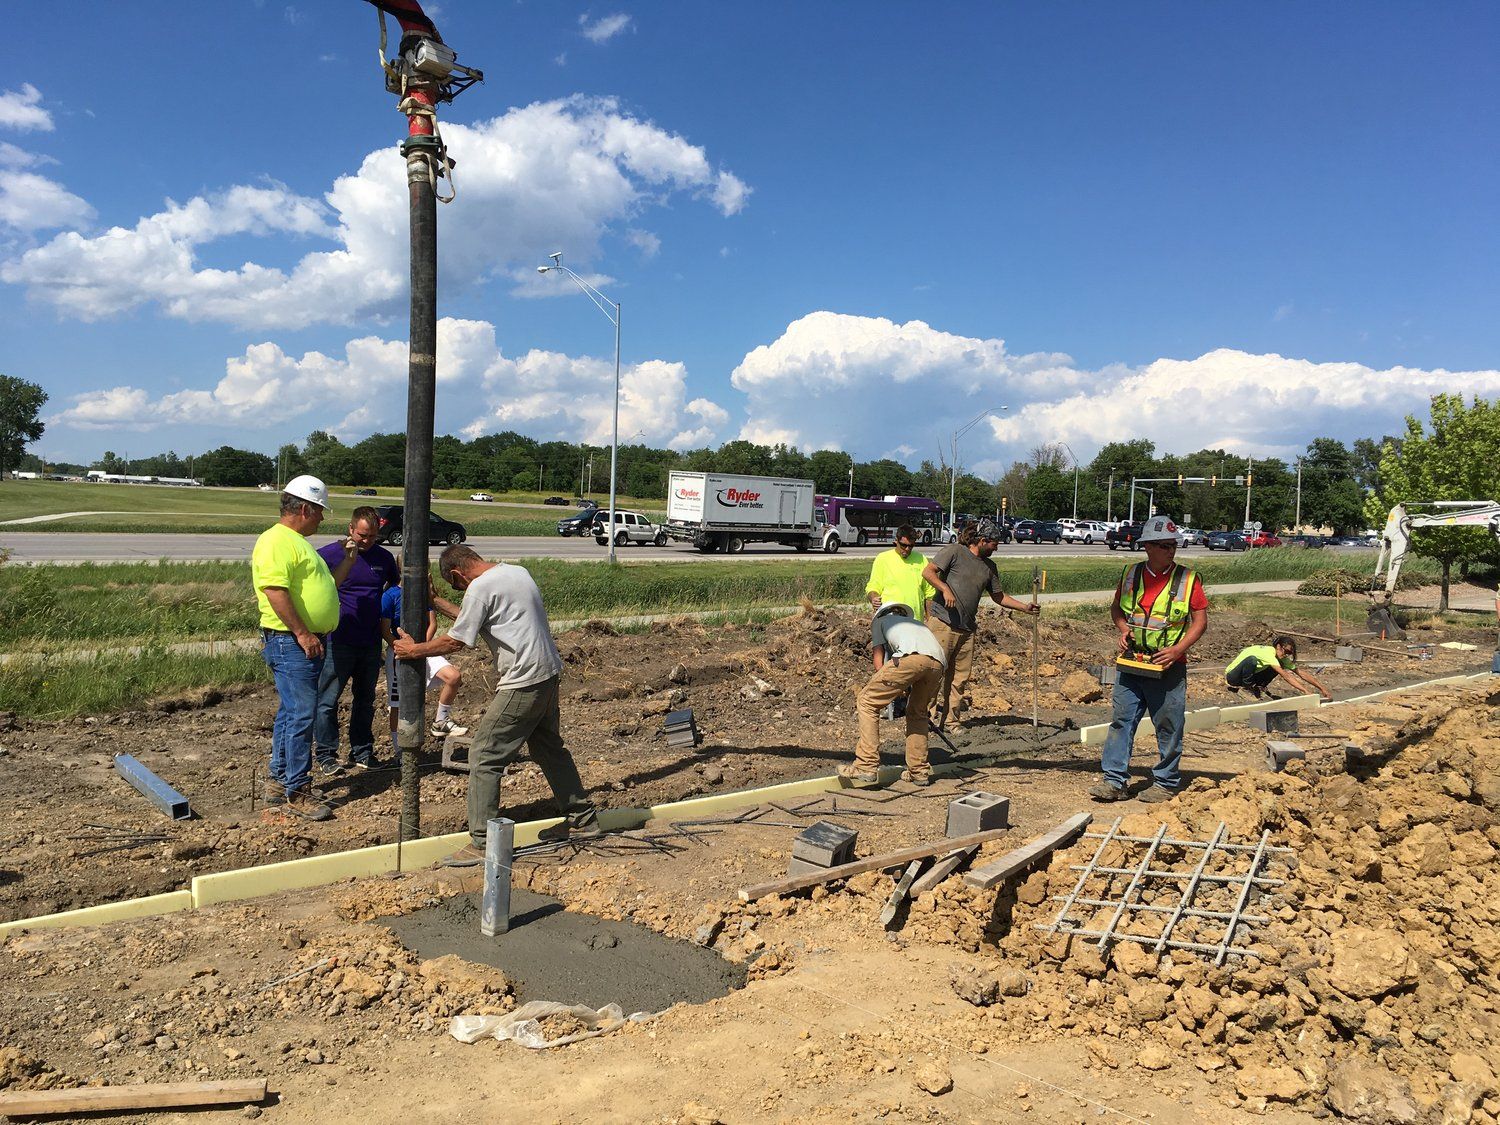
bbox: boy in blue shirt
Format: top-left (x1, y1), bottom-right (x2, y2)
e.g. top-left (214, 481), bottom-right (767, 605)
top-left (380, 582), bottom-right (467, 743)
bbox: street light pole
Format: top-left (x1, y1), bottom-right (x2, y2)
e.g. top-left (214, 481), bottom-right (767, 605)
top-left (948, 406), bottom-right (1007, 526)
top-left (538, 254), bottom-right (623, 563)
top-left (1107, 469), bottom-right (1116, 522)
top-left (1058, 441), bottom-right (1080, 519)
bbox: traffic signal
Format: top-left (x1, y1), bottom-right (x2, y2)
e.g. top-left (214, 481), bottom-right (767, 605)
top-left (1246, 474), bottom-right (1253, 487)
top-left (1176, 474), bottom-right (1184, 486)
top-left (1210, 475), bottom-right (1217, 487)
top-left (1001, 496), bottom-right (1008, 512)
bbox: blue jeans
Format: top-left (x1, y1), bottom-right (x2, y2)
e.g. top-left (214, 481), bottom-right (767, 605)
top-left (1099, 663), bottom-right (1187, 791)
top-left (262, 632), bottom-right (325, 795)
top-left (313, 641), bottom-right (383, 765)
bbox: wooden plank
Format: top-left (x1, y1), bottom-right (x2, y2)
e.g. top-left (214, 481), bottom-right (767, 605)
top-left (0, 1078), bottom-right (267, 1115)
top-left (909, 845), bottom-right (980, 897)
top-left (879, 860), bottom-right (926, 927)
top-left (738, 827), bottom-right (1013, 902)
top-left (962, 812), bottom-right (1093, 890)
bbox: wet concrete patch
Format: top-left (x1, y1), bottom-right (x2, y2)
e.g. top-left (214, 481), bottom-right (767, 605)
top-left (382, 889), bottom-right (745, 1012)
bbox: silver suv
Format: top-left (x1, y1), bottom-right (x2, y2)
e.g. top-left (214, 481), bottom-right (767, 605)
top-left (592, 509), bottom-right (666, 547)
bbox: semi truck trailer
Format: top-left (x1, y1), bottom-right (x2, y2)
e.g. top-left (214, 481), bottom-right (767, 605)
top-left (663, 471), bottom-right (817, 553)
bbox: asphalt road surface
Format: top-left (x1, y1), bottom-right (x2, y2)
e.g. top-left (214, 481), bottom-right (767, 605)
top-left (0, 532), bottom-right (1361, 566)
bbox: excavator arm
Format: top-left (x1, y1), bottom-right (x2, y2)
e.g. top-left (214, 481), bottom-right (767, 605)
top-left (1369, 501), bottom-right (1500, 637)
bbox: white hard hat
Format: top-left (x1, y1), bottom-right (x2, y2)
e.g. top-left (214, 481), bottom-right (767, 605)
top-left (1137, 516), bottom-right (1179, 544)
top-left (283, 474), bottom-right (330, 510)
top-left (874, 602), bottom-right (914, 620)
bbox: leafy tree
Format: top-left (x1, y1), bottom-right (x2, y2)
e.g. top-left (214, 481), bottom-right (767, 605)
top-left (0, 376), bottom-right (47, 479)
top-left (197, 446), bottom-right (275, 488)
top-left (1024, 464), bottom-right (1072, 518)
top-left (995, 460), bottom-right (1029, 518)
top-left (1298, 438), bottom-right (1364, 533)
top-left (808, 449), bottom-right (853, 495)
top-left (1367, 394), bottom-right (1500, 610)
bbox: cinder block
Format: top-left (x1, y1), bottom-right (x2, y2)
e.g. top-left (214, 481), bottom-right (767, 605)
top-left (1264, 740), bottom-right (1305, 772)
top-left (788, 856), bottom-right (831, 877)
top-left (945, 792), bottom-right (1010, 837)
top-left (1097, 664), bottom-right (1119, 686)
top-left (792, 821), bottom-right (858, 868)
top-left (1250, 710), bottom-right (1300, 735)
top-left (441, 734), bottom-right (471, 772)
top-left (1335, 645), bottom-right (1364, 662)
top-left (1492, 651), bottom-right (1500, 674)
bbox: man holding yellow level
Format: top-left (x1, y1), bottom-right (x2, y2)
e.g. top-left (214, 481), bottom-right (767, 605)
top-left (1090, 515), bottom-right (1209, 804)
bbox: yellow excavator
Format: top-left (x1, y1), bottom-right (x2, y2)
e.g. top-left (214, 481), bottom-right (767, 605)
top-left (1370, 501), bottom-right (1500, 638)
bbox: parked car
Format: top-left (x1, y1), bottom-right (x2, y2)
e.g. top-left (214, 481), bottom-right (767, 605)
top-left (1106, 522), bottom-right (1143, 550)
top-left (1177, 527), bottom-right (1205, 546)
top-left (469, 492), bottom-right (493, 502)
top-left (258, 483), bottom-right (274, 492)
top-left (1205, 530), bottom-right (1248, 551)
top-left (353, 487), bottom-right (377, 496)
top-left (592, 509), bottom-right (666, 547)
top-left (1286, 534), bottom-right (1326, 548)
top-left (1060, 520), bottom-right (1109, 544)
top-left (556, 508), bottom-right (600, 536)
top-left (1247, 531), bottom-right (1284, 549)
top-left (577, 498), bottom-right (597, 508)
top-left (543, 496), bottom-right (569, 506)
top-left (1013, 520), bottom-right (1063, 544)
top-left (373, 505), bottom-right (467, 546)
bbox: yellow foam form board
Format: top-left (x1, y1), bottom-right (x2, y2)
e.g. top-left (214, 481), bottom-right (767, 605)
top-left (1220, 693), bottom-right (1320, 722)
top-left (0, 890), bottom-right (192, 938)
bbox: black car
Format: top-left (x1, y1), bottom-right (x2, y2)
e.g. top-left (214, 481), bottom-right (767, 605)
top-left (373, 505), bottom-right (467, 546)
top-left (556, 508), bottom-right (600, 536)
top-left (1106, 522), bottom-right (1142, 550)
top-left (1204, 530), bottom-right (1248, 551)
top-left (1286, 534), bottom-right (1326, 549)
top-left (352, 487), bottom-right (377, 496)
top-left (543, 496), bottom-right (569, 506)
top-left (1013, 520), bottom-right (1063, 544)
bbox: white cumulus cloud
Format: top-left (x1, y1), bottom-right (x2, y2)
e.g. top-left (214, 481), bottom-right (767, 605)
top-left (2, 96), bottom-right (747, 329)
top-left (0, 169), bottom-right (94, 232)
top-left (579, 12), bottom-right (633, 43)
top-left (0, 85), bottom-right (53, 133)
top-left (51, 317), bottom-right (730, 452)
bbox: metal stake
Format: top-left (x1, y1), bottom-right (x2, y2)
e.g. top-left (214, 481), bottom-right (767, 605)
top-left (481, 817), bottom-right (514, 937)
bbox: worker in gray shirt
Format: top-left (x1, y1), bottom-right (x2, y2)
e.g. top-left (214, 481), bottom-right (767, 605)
top-left (393, 544), bottom-right (601, 867)
top-left (840, 603), bottom-right (947, 787)
top-left (921, 519), bottom-right (1038, 731)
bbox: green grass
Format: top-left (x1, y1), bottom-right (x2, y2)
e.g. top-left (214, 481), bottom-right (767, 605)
top-left (0, 648), bottom-right (270, 718)
top-left (0, 479), bottom-right (662, 533)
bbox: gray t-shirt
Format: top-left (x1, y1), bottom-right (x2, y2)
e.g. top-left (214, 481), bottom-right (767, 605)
top-left (448, 564), bottom-right (563, 690)
top-left (872, 616), bottom-right (947, 668)
top-left (927, 543), bottom-right (1004, 633)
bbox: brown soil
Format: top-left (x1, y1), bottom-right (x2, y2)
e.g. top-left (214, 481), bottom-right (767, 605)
top-left (1, 678), bottom-right (1495, 1123)
top-left (0, 599), bottom-right (1489, 924)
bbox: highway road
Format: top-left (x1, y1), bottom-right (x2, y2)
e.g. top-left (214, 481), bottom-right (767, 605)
top-left (0, 531), bottom-right (1353, 566)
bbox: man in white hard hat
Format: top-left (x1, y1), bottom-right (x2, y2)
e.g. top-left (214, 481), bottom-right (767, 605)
top-left (1090, 515), bottom-right (1209, 804)
top-left (252, 476), bottom-right (360, 820)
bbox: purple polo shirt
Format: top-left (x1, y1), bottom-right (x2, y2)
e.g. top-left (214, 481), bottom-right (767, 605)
top-left (317, 541), bottom-right (400, 648)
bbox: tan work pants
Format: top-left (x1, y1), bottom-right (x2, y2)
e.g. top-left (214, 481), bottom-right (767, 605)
top-left (925, 613), bottom-right (974, 725)
top-left (851, 654), bottom-right (943, 780)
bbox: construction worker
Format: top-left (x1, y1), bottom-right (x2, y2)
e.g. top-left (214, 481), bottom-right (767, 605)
top-left (252, 475), bottom-right (360, 820)
top-left (1225, 637), bottom-right (1331, 701)
top-left (1090, 515), bottom-right (1209, 804)
top-left (921, 518), bottom-right (1039, 731)
top-left (865, 524), bottom-right (935, 669)
top-left (840, 603), bottom-right (946, 787)
top-left (394, 544), bottom-right (601, 867)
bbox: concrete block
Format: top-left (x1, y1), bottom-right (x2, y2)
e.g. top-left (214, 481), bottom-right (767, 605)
top-left (1264, 740), bottom-right (1305, 772)
top-left (1097, 664), bottom-right (1119, 686)
top-left (792, 821), bottom-right (858, 868)
top-left (1249, 710), bottom-right (1300, 735)
top-left (787, 856), bottom-right (828, 877)
top-left (441, 733), bottom-right (471, 772)
top-left (945, 792), bottom-right (1010, 837)
top-left (0, 890), bottom-right (193, 938)
top-left (1335, 644), bottom-right (1364, 662)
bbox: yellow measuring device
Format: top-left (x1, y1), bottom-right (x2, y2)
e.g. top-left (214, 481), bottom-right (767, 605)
top-left (1115, 652), bottom-right (1164, 678)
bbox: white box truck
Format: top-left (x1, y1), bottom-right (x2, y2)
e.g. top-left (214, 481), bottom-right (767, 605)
top-left (664, 471), bottom-right (817, 553)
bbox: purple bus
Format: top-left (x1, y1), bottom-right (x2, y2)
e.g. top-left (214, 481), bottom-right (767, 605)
top-left (813, 494), bottom-right (944, 552)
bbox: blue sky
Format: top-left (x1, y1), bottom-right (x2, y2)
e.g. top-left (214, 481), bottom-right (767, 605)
top-left (4, 2), bottom-right (1498, 474)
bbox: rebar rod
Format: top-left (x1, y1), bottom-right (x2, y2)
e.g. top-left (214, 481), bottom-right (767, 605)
top-left (1080, 831), bottom-right (1291, 855)
top-left (1055, 896), bottom-right (1268, 926)
top-left (1153, 821), bottom-right (1227, 954)
top-left (1050, 816), bottom-right (1123, 932)
top-left (1096, 823), bottom-right (1169, 950)
top-left (1213, 830), bottom-right (1273, 966)
top-left (1070, 865), bottom-right (1285, 886)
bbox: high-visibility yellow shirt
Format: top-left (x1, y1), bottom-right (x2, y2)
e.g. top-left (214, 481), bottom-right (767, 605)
top-left (865, 548), bottom-right (935, 615)
top-left (251, 523), bottom-right (340, 634)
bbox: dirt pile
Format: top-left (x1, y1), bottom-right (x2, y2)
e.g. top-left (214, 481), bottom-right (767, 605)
top-left (950, 687), bottom-right (1500, 1120)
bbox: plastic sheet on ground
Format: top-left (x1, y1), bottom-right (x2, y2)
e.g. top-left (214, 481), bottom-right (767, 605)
top-left (449, 1000), bottom-right (654, 1049)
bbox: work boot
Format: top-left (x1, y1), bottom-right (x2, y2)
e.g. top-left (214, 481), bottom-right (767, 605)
top-left (538, 812), bottom-right (605, 844)
top-left (263, 779), bottom-right (287, 807)
top-left (440, 844), bottom-right (485, 868)
top-left (1088, 780), bottom-right (1126, 802)
top-left (1138, 784), bottom-right (1176, 804)
top-left (285, 789), bottom-right (333, 822)
top-left (900, 769), bottom-right (932, 787)
top-left (838, 766), bottom-right (880, 788)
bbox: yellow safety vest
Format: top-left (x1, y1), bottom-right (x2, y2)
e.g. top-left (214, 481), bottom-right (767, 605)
top-left (1117, 562), bottom-right (1198, 653)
